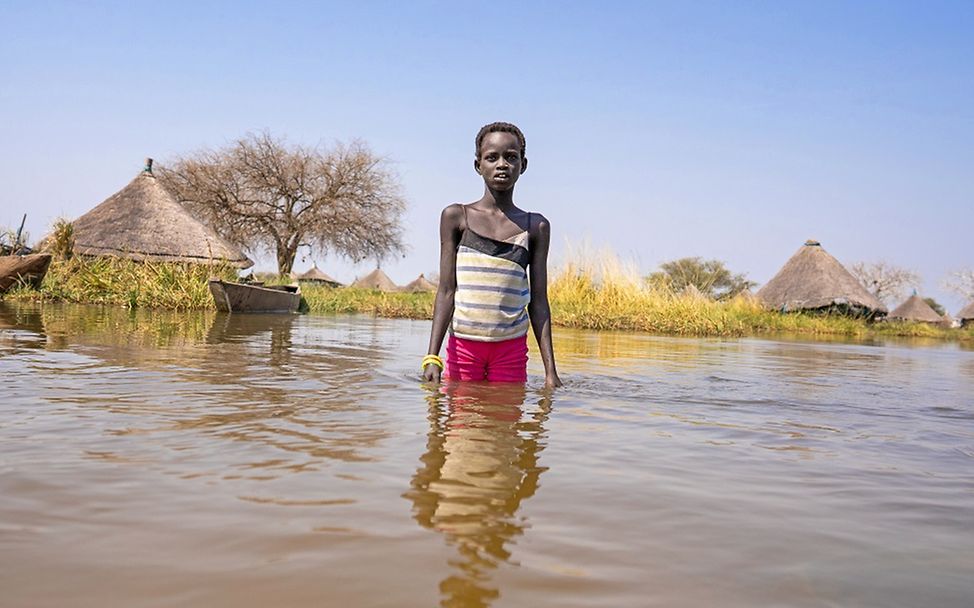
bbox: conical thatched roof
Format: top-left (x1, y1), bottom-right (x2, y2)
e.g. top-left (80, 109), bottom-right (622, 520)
top-left (887, 294), bottom-right (944, 323)
top-left (756, 240), bottom-right (886, 316)
top-left (351, 267), bottom-right (398, 291)
top-left (402, 273), bottom-right (437, 293)
top-left (296, 264), bottom-right (341, 286)
top-left (956, 301), bottom-right (974, 322)
top-left (71, 161), bottom-right (252, 268)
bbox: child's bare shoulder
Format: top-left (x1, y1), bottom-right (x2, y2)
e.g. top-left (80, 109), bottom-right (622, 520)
top-left (440, 203), bottom-right (464, 231)
top-left (529, 211), bottom-right (551, 235)
top-left (439, 203), bottom-right (465, 224)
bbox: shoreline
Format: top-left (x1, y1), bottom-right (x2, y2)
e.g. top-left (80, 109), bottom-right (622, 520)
top-left (4, 258), bottom-right (972, 343)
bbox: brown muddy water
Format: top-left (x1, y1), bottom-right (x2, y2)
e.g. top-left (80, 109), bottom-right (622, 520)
top-left (1, 302), bottom-right (973, 608)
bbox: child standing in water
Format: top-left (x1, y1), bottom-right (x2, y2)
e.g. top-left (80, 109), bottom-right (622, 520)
top-left (422, 122), bottom-right (561, 387)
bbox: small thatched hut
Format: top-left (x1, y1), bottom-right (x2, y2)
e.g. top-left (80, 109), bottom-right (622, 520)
top-left (351, 268), bottom-right (398, 291)
top-left (887, 294), bottom-right (944, 324)
top-left (296, 264), bottom-right (342, 287)
top-left (402, 273), bottom-right (437, 293)
top-left (756, 240), bottom-right (886, 317)
top-left (957, 301), bottom-right (974, 328)
top-left (70, 159), bottom-right (252, 268)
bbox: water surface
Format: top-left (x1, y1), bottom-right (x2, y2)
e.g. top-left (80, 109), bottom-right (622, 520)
top-left (2, 303), bottom-right (972, 607)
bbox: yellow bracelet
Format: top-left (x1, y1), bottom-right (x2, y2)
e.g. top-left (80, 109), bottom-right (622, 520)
top-left (421, 354), bottom-right (444, 371)
top-left (422, 355), bottom-right (444, 369)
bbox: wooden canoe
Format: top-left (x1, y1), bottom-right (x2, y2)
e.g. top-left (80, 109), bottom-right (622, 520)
top-left (208, 279), bottom-right (301, 313)
top-left (0, 253), bottom-right (53, 294)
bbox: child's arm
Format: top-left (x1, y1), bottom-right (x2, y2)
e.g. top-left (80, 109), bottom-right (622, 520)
top-left (527, 214), bottom-right (562, 388)
top-left (423, 204), bottom-right (464, 382)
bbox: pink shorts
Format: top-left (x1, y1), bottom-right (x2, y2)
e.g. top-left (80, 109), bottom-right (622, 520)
top-left (443, 334), bottom-right (528, 382)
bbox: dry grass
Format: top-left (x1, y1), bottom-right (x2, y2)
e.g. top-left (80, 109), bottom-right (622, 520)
top-left (547, 245), bottom-right (970, 340)
top-left (301, 284), bottom-right (433, 318)
top-left (5, 251), bottom-right (973, 343)
top-left (46, 217), bottom-right (75, 260)
top-left (7, 256), bottom-right (237, 310)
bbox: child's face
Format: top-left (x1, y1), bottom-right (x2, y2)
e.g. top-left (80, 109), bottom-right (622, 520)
top-left (475, 132), bottom-right (525, 191)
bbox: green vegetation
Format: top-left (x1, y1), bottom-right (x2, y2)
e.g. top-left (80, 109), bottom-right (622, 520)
top-left (647, 256), bottom-right (755, 300)
top-left (46, 218), bottom-right (75, 261)
top-left (6, 257), bottom-right (237, 310)
top-left (302, 284), bottom-right (433, 317)
top-left (923, 297), bottom-right (945, 316)
top-left (6, 255), bottom-right (973, 342)
top-left (551, 253), bottom-right (969, 340)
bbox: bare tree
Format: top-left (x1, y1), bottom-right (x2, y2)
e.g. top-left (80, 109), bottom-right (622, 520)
top-left (160, 132), bottom-right (407, 275)
top-left (850, 261), bottom-right (921, 305)
top-left (943, 269), bottom-right (974, 301)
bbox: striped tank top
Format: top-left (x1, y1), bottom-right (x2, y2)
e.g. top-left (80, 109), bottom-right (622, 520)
top-left (452, 208), bottom-right (532, 342)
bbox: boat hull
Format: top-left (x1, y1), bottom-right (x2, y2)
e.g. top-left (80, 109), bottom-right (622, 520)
top-left (208, 279), bottom-right (301, 313)
top-left (0, 253), bottom-right (53, 294)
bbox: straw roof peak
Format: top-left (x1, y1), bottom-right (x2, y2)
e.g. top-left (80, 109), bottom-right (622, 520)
top-left (887, 294), bottom-right (943, 323)
top-left (71, 162), bottom-right (252, 268)
top-left (756, 240), bottom-right (886, 316)
top-left (402, 273), bottom-right (437, 293)
top-left (351, 267), bottom-right (398, 291)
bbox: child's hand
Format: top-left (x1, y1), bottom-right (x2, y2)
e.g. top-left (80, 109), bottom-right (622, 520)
top-left (422, 363), bottom-right (442, 383)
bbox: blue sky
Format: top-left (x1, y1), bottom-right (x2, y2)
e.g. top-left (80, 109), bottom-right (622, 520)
top-left (2, 1), bottom-right (972, 309)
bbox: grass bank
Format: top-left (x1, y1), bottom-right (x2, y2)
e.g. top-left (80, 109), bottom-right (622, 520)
top-left (6, 256), bottom-right (972, 342)
top-left (6, 257), bottom-right (238, 310)
top-left (547, 251), bottom-right (973, 341)
top-left (302, 285), bottom-right (433, 318)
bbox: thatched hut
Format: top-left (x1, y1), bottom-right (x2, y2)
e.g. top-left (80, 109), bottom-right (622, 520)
top-left (351, 268), bottom-right (398, 291)
top-left (756, 240), bottom-right (886, 317)
top-left (70, 159), bottom-right (252, 268)
top-left (957, 301), bottom-right (974, 328)
top-left (887, 294), bottom-right (944, 324)
top-left (296, 264), bottom-right (342, 287)
top-left (402, 273), bottom-right (437, 293)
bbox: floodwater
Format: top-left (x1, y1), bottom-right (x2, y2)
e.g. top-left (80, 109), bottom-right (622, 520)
top-left (1, 303), bottom-right (973, 608)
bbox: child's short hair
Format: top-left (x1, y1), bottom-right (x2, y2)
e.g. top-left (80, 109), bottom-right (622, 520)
top-left (475, 122), bottom-right (526, 159)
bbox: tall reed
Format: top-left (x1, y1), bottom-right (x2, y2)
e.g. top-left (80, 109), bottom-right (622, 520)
top-left (47, 218), bottom-right (75, 260)
top-left (7, 257), bottom-right (237, 310)
top-left (547, 245), bottom-right (969, 340)
top-left (5, 251), bottom-right (971, 343)
top-left (301, 285), bottom-right (433, 318)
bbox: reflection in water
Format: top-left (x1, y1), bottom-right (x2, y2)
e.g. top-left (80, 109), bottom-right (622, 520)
top-left (4, 301), bottom-right (974, 607)
top-left (1, 301), bottom-right (217, 353)
top-left (405, 382), bottom-right (552, 607)
top-left (206, 312), bottom-right (298, 369)
top-left (0, 303), bottom-right (46, 352)
top-left (0, 302), bottom-right (393, 478)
